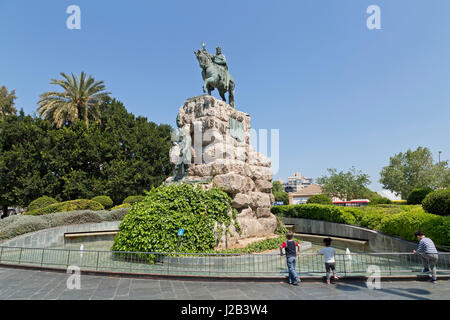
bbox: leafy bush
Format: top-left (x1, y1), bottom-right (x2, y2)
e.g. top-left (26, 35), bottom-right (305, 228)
top-left (272, 204), bottom-right (450, 246)
top-left (307, 194), bottom-right (332, 205)
top-left (422, 188), bottom-right (450, 216)
top-left (379, 208), bottom-right (450, 245)
top-left (112, 184), bottom-right (238, 256)
top-left (111, 203), bottom-right (131, 211)
top-left (122, 195), bottom-right (145, 205)
top-left (91, 196), bottom-right (114, 209)
top-left (407, 187), bottom-right (433, 205)
top-left (369, 196), bottom-right (392, 205)
top-left (27, 196), bottom-right (58, 212)
top-left (25, 199), bottom-right (105, 216)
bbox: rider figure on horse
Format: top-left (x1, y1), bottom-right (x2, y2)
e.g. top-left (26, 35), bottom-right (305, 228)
top-left (203, 44), bottom-right (230, 91)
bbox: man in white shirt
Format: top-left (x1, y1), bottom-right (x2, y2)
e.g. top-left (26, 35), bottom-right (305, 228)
top-left (318, 238), bottom-right (339, 284)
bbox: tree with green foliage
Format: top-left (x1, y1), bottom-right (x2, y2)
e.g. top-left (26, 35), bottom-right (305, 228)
top-left (0, 98), bottom-right (173, 218)
top-left (380, 147), bottom-right (449, 199)
top-left (307, 194), bottom-right (332, 205)
top-left (0, 112), bottom-right (60, 218)
top-left (38, 72), bottom-right (110, 128)
top-left (317, 167), bottom-right (371, 201)
top-left (0, 86), bottom-right (17, 121)
top-left (272, 181), bottom-right (289, 205)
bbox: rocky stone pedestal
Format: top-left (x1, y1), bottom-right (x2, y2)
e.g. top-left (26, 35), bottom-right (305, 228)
top-left (166, 95), bottom-right (277, 247)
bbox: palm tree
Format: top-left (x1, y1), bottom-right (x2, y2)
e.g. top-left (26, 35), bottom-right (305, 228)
top-left (38, 72), bottom-right (110, 128)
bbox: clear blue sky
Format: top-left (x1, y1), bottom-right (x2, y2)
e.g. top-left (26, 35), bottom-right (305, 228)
top-left (1, 0), bottom-right (449, 195)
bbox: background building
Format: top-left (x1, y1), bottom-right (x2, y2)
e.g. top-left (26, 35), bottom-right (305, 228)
top-left (289, 184), bottom-right (323, 205)
top-left (283, 172), bottom-right (314, 193)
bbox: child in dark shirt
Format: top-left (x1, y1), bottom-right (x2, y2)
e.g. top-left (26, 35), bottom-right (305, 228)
top-left (280, 232), bottom-right (301, 285)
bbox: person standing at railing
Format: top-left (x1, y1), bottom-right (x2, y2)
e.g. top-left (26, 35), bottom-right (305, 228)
top-left (280, 232), bottom-right (301, 286)
top-left (413, 230), bottom-right (438, 283)
top-left (317, 238), bottom-right (340, 285)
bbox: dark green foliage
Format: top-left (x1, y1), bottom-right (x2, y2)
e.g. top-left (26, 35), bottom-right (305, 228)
top-left (307, 194), bottom-right (332, 205)
top-left (407, 187), bottom-right (433, 205)
top-left (422, 189), bottom-right (450, 216)
top-left (27, 196), bottom-right (58, 212)
top-left (112, 184), bottom-right (238, 255)
top-left (0, 86), bottom-right (17, 120)
top-left (91, 196), bottom-right (114, 209)
top-left (272, 204), bottom-right (450, 246)
top-left (122, 195), bottom-right (145, 205)
top-left (0, 98), bottom-right (173, 212)
top-left (25, 199), bottom-right (105, 216)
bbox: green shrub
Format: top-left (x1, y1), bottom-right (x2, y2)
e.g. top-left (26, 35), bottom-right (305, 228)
top-left (25, 199), bottom-right (105, 216)
top-left (407, 187), bottom-right (433, 205)
top-left (27, 196), bottom-right (58, 212)
top-left (307, 194), bottom-right (332, 205)
top-left (122, 195), bottom-right (145, 205)
top-left (272, 203), bottom-right (450, 246)
top-left (111, 203), bottom-right (131, 211)
top-left (271, 204), bottom-right (356, 225)
top-left (112, 184), bottom-right (238, 256)
top-left (369, 196), bottom-right (392, 205)
top-left (91, 196), bottom-right (114, 209)
top-left (422, 189), bottom-right (450, 216)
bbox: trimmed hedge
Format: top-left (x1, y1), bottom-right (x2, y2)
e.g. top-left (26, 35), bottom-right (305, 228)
top-left (271, 204), bottom-right (356, 225)
top-left (271, 204), bottom-right (450, 246)
top-left (422, 188), bottom-right (450, 216)
top-left (91, 196), bottom-right (114, 209)
top-left (307, 194), bottom-right (332, 205)
top-left (407, 187), bottom-right (433, 205)
top-left (27, 196), bottom-right (58, 212)
top-left (25, 199), bottom-right (105, 216)
top-left (111, 203), bottom-right (131, 211)
top-left (122, 195), bottom-right (145, 205)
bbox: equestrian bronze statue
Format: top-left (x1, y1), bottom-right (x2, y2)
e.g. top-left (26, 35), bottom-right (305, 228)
top-left (195, 43), bottom-right (236, 108)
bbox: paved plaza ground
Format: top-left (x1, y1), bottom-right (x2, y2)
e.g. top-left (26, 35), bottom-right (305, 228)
top-left (1, 267), bottom-right (449, 300)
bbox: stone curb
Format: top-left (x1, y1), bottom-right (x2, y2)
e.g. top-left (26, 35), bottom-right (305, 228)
top-left (1, 263), bottom-right (449, 283)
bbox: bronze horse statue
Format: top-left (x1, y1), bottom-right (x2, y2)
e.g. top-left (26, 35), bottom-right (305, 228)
top-left (195, 49), bottom-right (236, 108)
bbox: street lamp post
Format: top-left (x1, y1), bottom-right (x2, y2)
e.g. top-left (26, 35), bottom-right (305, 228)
top-left (438, 151), bottom-right (442, 163)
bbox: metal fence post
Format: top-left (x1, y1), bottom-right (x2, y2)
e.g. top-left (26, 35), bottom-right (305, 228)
top-left (40, 249), bottom-right (45, 267)
top-left (0, 247), bottom-right (3, 263)
top-left (387, 256), bottom-right (392, 276)
top-left (18, 248), bottom-right (23, 264)
top-left (342, 254), bottom-right (347, 277)
top-left (66, 250), bottom-right (71, 268)
top-left (96, 251), bottom-right (100, 271)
